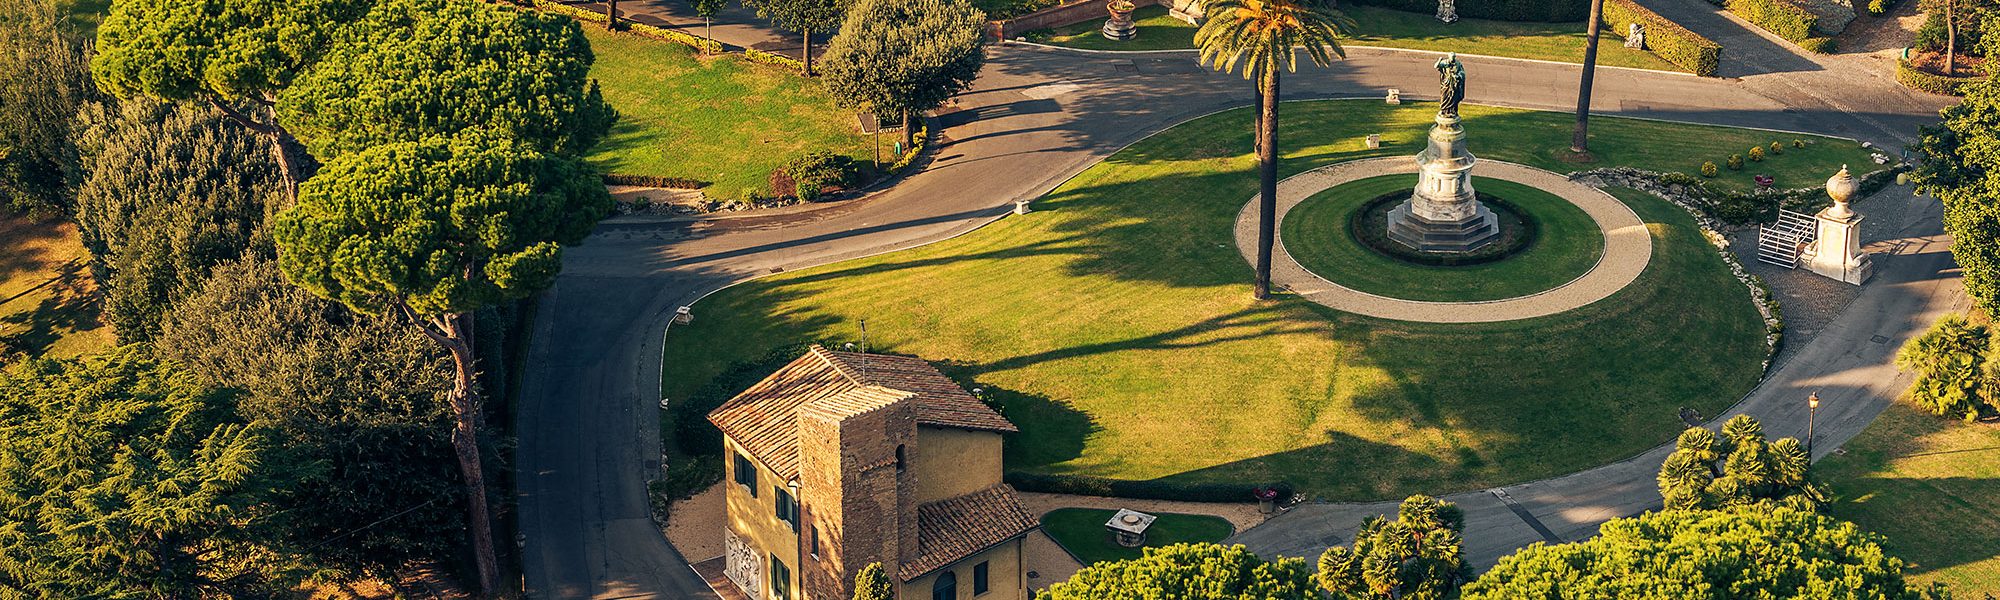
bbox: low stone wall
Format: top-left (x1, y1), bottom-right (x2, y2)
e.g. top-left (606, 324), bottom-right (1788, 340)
top-left (988, 0), bottom-right (1163, 40)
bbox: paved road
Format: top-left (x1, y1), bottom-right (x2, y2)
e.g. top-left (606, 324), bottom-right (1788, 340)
top-left (515, 16), bottom-right (1958, 598)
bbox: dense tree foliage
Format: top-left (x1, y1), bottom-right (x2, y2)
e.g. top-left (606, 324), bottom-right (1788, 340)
top-left (1463, 508), bottom-right (1947, 599)
top-left (741, 0), bottom-right (849, 74)
top-left (1315, 495), bottom-right (1472, 600)
top-left (273, 131), bottom-right (609, 593)
top-left (851, 562), bottom-right (893, 600)
top-left (1041, 543), bottom-right (1316, 600)
top-left (820, 0), bottom-right (985, 149)
top-left (279, 0), bottom-right (616, 161)
top-left (0, 348), bottom-right (293, 597)
top-left (1915, 72), bottom-right (2000, 314)
top-left (1656, 415), bottom-right (1818, 511)
top-left (1896, 313), bottom-right (1998, 420)
top-left (0, 0), bottom-right (95, 215)
top-left (157, 257), bottom-right (461, 579)
top-left (71, 98), bottom-right (280, 343)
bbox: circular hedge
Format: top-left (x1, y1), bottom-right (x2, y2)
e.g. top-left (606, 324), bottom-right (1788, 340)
top-left (1347, 191), bottom-right (1537, 267)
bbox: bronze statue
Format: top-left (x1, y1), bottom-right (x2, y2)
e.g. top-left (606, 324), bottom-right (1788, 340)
top-left (1435, 53), bottom-right (1465, 119)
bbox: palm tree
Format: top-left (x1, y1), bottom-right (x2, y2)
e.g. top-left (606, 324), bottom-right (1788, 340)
top-left (1573, 0), bottom-right (1604, 153)
top-left (1196, 0), bottom-right (1353, 300)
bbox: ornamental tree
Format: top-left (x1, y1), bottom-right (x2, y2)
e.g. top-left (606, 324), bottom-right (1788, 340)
top-left (271, 132), bottom-right (611, 594)
top-left (0, 348), bottom-right (290, 598)
top-left (1915, 74), bottom-right (2000, 315)
top-left (1656, 415), bottom-right (1817, 511)
top-left (279, 0), bottom-right (616, 161)
top-left (91, 0), bottom-right (374, 194)
top-left (1464, 508), bottom-right (1948, 599)
top-left (1896, 313), bottom-right (1996, 420)
top-left (851, 562), bottom-right (893, 600)
top-left (820, 0), bottom-right (986, 149)
top-left (0, 0), bottom-right (96, 215)
top-left (1315, 495), bottom-right (1473, 600)
top-left (741, 0), bottom-right (850, 75)
top-left (1040, 543), bottom-right (1316, 600)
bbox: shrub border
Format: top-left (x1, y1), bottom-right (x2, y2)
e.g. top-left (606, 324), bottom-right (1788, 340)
top-left (1603, 0), bottom-right (1724, 76)
top-left (1722, 0), bottom-right (1838, 53)
top-left (1896, 58), bottom-right (1983, 96)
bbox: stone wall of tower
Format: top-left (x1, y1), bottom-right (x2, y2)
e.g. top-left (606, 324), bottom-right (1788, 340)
top-left (796, 399), bottom-right (918, 600)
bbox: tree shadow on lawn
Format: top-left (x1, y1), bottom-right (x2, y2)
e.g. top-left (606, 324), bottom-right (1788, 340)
top-left (1835, 475), bottom-right (2000, 584)
top-left (0, 215), bottom-right (71, 288)
top-left (0, 260), bottom-right (102, 359)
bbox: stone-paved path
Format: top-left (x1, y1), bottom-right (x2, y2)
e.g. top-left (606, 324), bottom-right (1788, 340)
top-left (1235, 158), bottom-right (1652, 322)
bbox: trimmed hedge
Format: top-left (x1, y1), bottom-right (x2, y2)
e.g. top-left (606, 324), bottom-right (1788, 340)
top-left (1723, 0), bottom-right (1837, 53)
top-left (631, 22), bottom-right (725, 55)
top-left (1344, 0), bottom-right (1588, 22)
top-left (745, 48), bottom-right (807, 71)
top-left (1006, 472), bottom-right (1295, 503)
top-left (1603, 0), bottom-right (1724, 76)
top-left (1897, 58), bottom-right (1984, 95)
top-left (603, 173), bottom-right (708, 188)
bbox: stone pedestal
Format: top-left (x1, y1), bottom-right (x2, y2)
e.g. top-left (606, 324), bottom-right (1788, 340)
top-left (1387, 114), bottom-right (1499, 252)
top-left (1801, 166), bottom-right (1872, 285)
top-left (1163, 0), bottom-right (1204, 24)
top-left (1102, 9), bottom-right (1137, 40)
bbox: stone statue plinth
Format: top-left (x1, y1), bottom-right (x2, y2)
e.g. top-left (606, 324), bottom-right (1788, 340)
top-left (1387, 113), bottom-right (1499, 252)
top-left (1102, 5), bottom-right (1137, 40)
top-left (1801, 166), bottom-right (1872, 285)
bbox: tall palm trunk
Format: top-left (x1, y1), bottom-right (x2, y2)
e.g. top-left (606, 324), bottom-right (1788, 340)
top-left (1254, 65), bottom-right (1280, 300)
top-left (803, 30), bottom-right (815, 76)
top-left (606, 0), bottom-right (618, 29)
top-left (1573, 0), bottom-right (1604, 153)
top-left (412, 309), bottom-right (499, 597)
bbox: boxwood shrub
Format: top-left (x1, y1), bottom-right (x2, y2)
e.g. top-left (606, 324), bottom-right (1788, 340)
top-left (1897, 58), bottom-right (1984, 96)
top-left (1723, 0), bottom-right (1837, 53)
top-left (1603, 0), bottom-right (1724, 76)
top-left (1344, 0), bottom-right (1588, 22)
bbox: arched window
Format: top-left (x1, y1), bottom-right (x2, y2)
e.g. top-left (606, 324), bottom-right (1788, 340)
top-left (895, 445), bottom-right (907, 473)
top-left (932, 571), bottom-right (956, 600)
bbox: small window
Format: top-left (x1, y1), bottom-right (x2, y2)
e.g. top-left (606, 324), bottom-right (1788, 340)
top-left (895, 444), bottom-right (906, 473)
top-left (932, 571), bottom-right (956, 600)
top-left (770, 555), bottom-right (792, 600)
top-left (773, 485), bottom-right (798, 530)
top-left (734, 453), bottom-right (758, 497)
top-left (973, 561), bottom-right (989, 595)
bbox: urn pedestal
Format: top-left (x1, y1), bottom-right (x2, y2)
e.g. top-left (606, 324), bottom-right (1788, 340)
top-left (1102, 6), bottom-right (1137, 40)
top-left (1386, 114), bottom-right (1499, 252)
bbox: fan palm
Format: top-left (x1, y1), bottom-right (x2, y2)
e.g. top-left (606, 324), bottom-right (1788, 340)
top-left (1196, 0), bottom-right (1353, 299)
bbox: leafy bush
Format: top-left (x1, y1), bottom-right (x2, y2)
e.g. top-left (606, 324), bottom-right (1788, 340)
top-left (1603, 0), bottom-right (1725, 76)
top-left (744, 47), bottom-right (806, 70)
top-left (602, 173), bottom-right (707, 188)
top-left (1728, 154), bottom-right (1745, 170)
top-left (1897, 58), bottom-right (1983, 95)
top-left (1749, 146), bottom-right (1766, 162)
top-left (1867, 0), bottom-right (1904, 15)
top-left (1769, 141), bottom-right (1785, 155)
top-left (774, 151), bottom-right (859, 201)
top-left (1793, 139), bottom-right (1807, 148)
top-left (1315, 496), bottom-right (1472, 599)
top-left (1345, 0), bottom-right (1588, 22)
top-left (1657, 415), bottom-right (1819, 511)
top-left (1723, 0), bottom-right (1834, 52)
top-left (1006, 471), bottom-right (1294, 503)
top-left (1043, 544), bottom-right (1316, 600)
top-left (1701, 161), bottom-right (1720, 177)
top-left (1896, 313), bottom-right (1997, 420)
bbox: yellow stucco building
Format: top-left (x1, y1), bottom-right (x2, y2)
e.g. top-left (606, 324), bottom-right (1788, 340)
top-left (707, 347), bottom-right (1037, 600)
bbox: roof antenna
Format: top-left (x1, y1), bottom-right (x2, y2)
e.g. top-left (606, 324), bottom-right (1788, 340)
top-left (858, 319), bottom-right (870, 381)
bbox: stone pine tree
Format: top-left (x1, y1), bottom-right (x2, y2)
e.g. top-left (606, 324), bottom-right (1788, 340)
top-left (820, 0), bottom-right (986, 150)
top-left (1915, 71), bottom-right (2000, 315)
top-left (279, 0), bottom-right (616, 162)
top-left (741, 0), bottom-right (850, 75)
top-left (1315, 495), bottom-right (1473, 600)
top-left (91, 0), bottom-right (375, 197)
top-left (1656, 415), bottom-right (1817, 511)
top-left (852, 562), bottom-right (893, 600)
top-left (272, 132), bottom-right (612, 596)
top-left (1041, 543), bottom-right (1317, 599)
top-left (1195, 0), bottom-right (1352, 300)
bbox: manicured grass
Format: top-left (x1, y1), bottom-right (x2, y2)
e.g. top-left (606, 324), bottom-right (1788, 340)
top-left (1820, 404), bottom-right (2000, 596)
top-left (977, 0), bottom-right (1066, 20)
top-left (0, 214), bottom-right (109, 363)
top-left (1040, 508), bottom-right (1234, 564)
top-left (1280, 174), bottom-right (1604, 302)
top-left (1027, 5), bottom-right (1679, 72)
top-left (662, 100), bottom-right (1777, 500)
top-left (580, 27), bottom-right (870, 201)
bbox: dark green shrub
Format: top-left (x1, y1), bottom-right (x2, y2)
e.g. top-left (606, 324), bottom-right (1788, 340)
top-left (1793, 139), bottom-right (1807, 148)
top-left (1701, 161), bottom-right (1720, 177)
top-left (1603, 0), bottom-right (1725, 76)
top-left (1770, 141), bottom-right (1784, 155)
top-left (773, 152), bottom-right (859, 201)
top-left (1723, 0), bottom-right (1828, 50)
top-left (1867, 0), bottom-right (1901, 14)
top-left (1749, 146), bottom-right (1766, 162)
top-left (1728, 154), bottom-right (1745, 170)
top-left (1898, 58), bottom-right (1983, 95)
top-left (602, 173), bottom-right (707, 188)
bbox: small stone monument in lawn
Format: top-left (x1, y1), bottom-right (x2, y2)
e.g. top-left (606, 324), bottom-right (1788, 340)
top-left (1365, 134), bottom-right (1381, 149)
top-left (1387, 53), bottom-right (1500, 252)
top-left (1105, 509), bottom-right (1157, 548)
top-left (1385, 88), bottom-right (1402, 104)
top-left (1801, 166), bottom-right (1873, 285)
top-left (1625, 23), bottom-right (1646, 49)
top-left (1436, 0), bottom-right (1458, 23)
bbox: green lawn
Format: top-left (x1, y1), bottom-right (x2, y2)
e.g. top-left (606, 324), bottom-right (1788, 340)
top-left (660, 100), bottom-right (1795, 500)
top-left (1820, 404), bottom-right (2000, 596)
top-left (1041, 508), bottom-right (1235, 564)
top-left (0, 215), bottom-right (109, 363)
top-left (1280, 175), bottom-right (1604, 302)
top-left (1026, 5), bottom-right (1680, 72)
top-left (581, 27), bottom-right (871, 201)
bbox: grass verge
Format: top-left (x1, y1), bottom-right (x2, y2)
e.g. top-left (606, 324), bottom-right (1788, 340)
top-left (1040, 508), bottom-right (1234, 564)
top-left (0, 214), bottom-right (109, 363)
top-left (580, 26), bottom-right (871, 201)
top-left (660, 101), bottom-right (1778, 500)
top-left (1280, 174), bottom-right (1604, 302)
top-left (1820, 404), bottom-right (2000, 596)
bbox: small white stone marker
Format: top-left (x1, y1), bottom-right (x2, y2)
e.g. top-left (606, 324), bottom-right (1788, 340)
top-left (1385, 89), bottom-right (1402, 104)
top-left (1365, 134), bottom-right (1382, 149)
top-left (674, 306), bottom-right (694, 324)
top-left (1015, 200), bottom-right (1033, 215)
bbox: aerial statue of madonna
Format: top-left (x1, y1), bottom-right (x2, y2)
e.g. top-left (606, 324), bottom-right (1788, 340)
top-left (1386, 53), bottom-right (1500, 252)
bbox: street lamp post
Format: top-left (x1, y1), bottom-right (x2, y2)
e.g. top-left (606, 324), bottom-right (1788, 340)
top-left (1807, 392), bottom-right (1821, 457)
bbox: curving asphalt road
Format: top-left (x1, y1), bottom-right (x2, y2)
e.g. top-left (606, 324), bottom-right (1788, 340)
top-left (514, 21), bottom-right (1958, 598)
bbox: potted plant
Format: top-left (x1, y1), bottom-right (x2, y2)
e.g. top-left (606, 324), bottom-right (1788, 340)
top-left (1254, 487), bottom-right (1280, 514)
top-left (1108, 0), bottom-right (1136, 17)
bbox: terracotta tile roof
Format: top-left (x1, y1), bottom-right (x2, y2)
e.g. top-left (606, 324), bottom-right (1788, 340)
top-left (707, 346), bottom-right (1014, 480)
top-left (899, 485), bottom-right (1040, 582)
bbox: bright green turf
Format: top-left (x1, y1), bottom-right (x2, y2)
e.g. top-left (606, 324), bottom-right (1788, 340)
top-left (1279, 174), bottom-right (1604, 302)
top-left (1819, 403), bottom-right (2000, 596)
top-left (660, 100), bottom-right (1783, 500)
top-left (580, 27), bottom-right (871, 201)
top-left (1041, 508), bottom-right (1235, 564)
top-left (1027, 5), bottom-right (1679, 72)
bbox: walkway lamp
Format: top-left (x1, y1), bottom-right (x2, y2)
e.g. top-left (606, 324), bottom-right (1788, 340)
top-left (1807, 392), bottom-right (1821, 457)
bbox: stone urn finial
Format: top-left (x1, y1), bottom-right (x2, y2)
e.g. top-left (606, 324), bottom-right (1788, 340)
top-left (1825, 165), bottom-right (1857, 220)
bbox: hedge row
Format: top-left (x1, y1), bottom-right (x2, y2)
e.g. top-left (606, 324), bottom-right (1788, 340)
top-left (1344, 0), bottom-right (1588, 22)
top-left (744, 48), bottom-right (807, 71)
top-left (603, 173), bottom-right (707, 188)
top-left (1005, 472), bottom-right (1294, 503)
top-left (1603, 0), bottom-right (1723, 76)
top-left (1897, 58), bottom-right (1983, 96)
top-left (1722, 0), bottom-right (1837, 53)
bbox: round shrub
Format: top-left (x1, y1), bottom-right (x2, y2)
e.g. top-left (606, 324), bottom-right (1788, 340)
top-left (1749, 146), bottom-right (1766, 162)
top-left (1728, 154), bottom-right (1745, 170)
top-left (775, 151), bottom-right (860, 202)
top-left (1792, 139), bottom-right (1807, 149)
top-left (1701, 161), bottom-right (1719, 178)
top-left (1769, 141), bottom-right (1784, 155)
